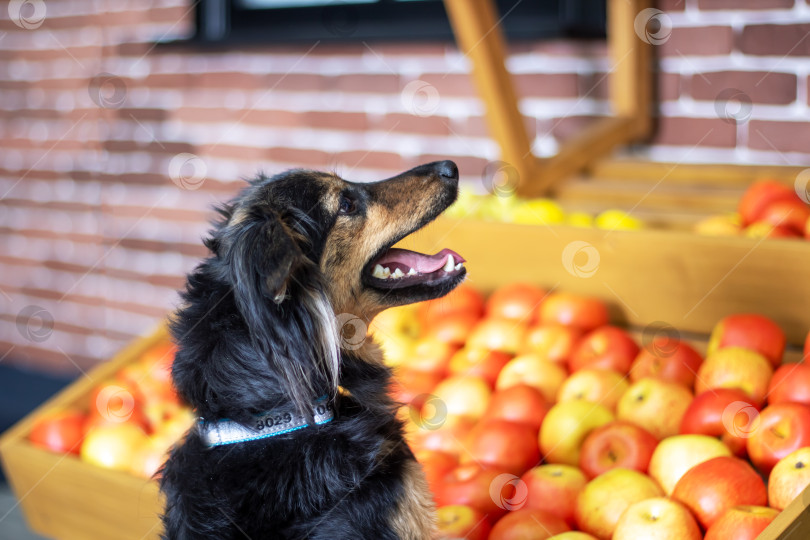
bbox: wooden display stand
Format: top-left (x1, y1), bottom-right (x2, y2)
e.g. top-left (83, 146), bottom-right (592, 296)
top-left (440, 1), bottom-right (810, 538)
top-left (0, 327), bottom-right (169, 540)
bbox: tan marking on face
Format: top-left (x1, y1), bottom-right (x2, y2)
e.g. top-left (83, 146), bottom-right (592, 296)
top-left (389, 458), bottom-right (437, 540)
top-left (320, 171), bottom-right (449, 321)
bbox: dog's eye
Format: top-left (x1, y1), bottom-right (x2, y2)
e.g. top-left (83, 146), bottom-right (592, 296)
top-left (338, 195), bottom-right (357, 216)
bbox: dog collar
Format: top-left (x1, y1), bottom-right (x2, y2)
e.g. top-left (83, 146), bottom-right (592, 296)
top-left (199, 399), bottom-right (334, 447)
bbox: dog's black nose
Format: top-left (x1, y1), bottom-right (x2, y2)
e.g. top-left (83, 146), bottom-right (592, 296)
top-left (435, 160), bottom-right (459, 182)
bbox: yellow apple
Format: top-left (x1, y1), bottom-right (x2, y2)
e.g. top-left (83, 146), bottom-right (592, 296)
top-left (574, 468), bottom-right (663, 539)
top-left (648, 434), bottom-right (732, 495)
top-left (616, 378), bottom-right (693, 440)
top-left (768, 447), bottom-right (810, 510)
top-left (613, 497), bottom-right (702, 540)
top-left (540, 401), bottom-right (614, 466)
top-left (496, 354), bottom-right (568, 403)
top-left (695, 347), bottom-right (773, 405)
top-left (556, 369), bottom-right (629, 412)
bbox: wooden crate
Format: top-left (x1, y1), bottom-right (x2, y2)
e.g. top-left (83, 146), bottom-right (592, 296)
top-left (2, 217), bottom-right (810, 538)
top-left (0, 325), bottom-right (169, 540)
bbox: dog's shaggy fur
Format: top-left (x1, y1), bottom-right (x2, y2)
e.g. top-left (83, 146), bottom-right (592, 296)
top-left (160, 161), bottom-right (464, 539)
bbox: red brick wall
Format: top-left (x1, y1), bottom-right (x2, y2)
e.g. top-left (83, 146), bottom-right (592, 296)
top-left (2, 0), bottom-right (810, 374)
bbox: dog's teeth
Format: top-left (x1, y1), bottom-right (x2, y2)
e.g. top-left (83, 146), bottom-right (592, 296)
top-left (383, 266), bottom-right (391, 278)
top-left (454, 263), bottom-right (463, 271)
top-left (407, 268), bottom-right (417, 276)
top-left (372, 264), bottom-right (387, 279)
top-left (391, 268), bottom-right (404, 279)
top-left (443, 255), bottom-right (455, 272)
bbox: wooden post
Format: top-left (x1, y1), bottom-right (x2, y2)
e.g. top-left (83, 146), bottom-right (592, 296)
top-left (444, 0), bottom-right (655, 197)
top-left (443, 0), bottom-right (539, 193)
top-left (609, 0), bottom-right (653, 138)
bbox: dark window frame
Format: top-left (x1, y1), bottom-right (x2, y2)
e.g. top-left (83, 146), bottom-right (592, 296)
top-left (191, 0), bottom-right (607, 45)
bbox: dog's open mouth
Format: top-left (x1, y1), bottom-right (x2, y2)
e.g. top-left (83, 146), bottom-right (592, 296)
top-left (364, 247), bottom-right (465, 289)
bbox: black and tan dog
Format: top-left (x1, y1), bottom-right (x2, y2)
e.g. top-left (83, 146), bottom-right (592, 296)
top-left (160, 161), bottom-right (465, 539)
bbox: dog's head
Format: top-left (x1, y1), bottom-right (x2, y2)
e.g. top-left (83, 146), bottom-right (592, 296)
top-left (212, 160), bottom-right (465, 321)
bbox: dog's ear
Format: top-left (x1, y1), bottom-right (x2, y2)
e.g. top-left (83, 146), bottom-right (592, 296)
top-left (225, 208), bottom-right (304, 307)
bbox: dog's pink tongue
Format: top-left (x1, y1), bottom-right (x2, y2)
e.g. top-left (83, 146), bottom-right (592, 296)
top-left (374, 248), bottom-right (464, 273)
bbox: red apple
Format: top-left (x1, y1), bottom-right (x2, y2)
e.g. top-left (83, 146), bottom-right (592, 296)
top-left (495, 354), bottom-right (567, 403)
top-left (424, 312), bottom-right (481, 346)
top-left (704, 505), bottom-right (779, 540)
top-left (738, 180), bottom-right (801, 226)
top-left (556, 369), bottom-right (629, 412)
top-left (460, 419), bottom-right (540, 476)
top-left (417, 283), bottom-right (485, 326)
top-left (540, 401), bottom-right (614, 466)
top-left (648, 434), bottom-right (732, 495)
top-left (486, 282), bottom-right (546, 324)
top-left (520, 324), bottom-right (582, 366)
top-left (707, 314), bottom-right (786, 368)
top-left (578, 421), bottom-right (658, 479)
top-left (767, 362), bottom-right (810, 407)
top-left (414, 449), bottom-right (457, 496)
top-left (630, 338), bottom-right (703, 388)
top-left (447, 347), bottom-right (511, 387)
top-left (746, 402), bottom-right (810, 475)
top-left (404, 338), bottom-right (458, 374)
top-left (489, 508), bottom-right (570, 540)
top-left (768, 446), bottom-right (810, 510)
top-left (390, 369), bottom-right (443, 408)
top-left (436, 505), bottom-right (491, 540)
top-left (87, 380), bottom-right (150, 432)
top-left (482, 384), bottom-right (549, 432)
top-left (521, 464), bottom-right (587, 527)
top-left (546, 534), bottom-right (597, 540)
top-left (29, 409), bottom-right (87, 455)
top-left (467, 318), bottom-right (527, 354)
top-left (616, 378), bottom-right (693, 440)
top-left (569, 326), bottom-right (639, 374)
top-left (745, 221), bottom-right (801, 239)
top-left (671, 456), bottom-right (767, 529)
top-left (695, 347), bottom-right (773, 405)
top-left (574, 468), bottom-right (664, 539)
top-left (613, 497), bottom-right (702, 540)
top-left (679, 388), bottom-right (760, 456)
top-left (410, 414), bottom-right (477, 457)
top-left (435, 464), bottom-right (511, 520)
top-left (758, 200), bottom-right (810, 234)
top-left (539, 293), bottom-right (609, 333)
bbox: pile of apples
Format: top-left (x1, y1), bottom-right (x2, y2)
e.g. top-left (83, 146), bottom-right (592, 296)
top-left (444, 189), bottom-right (644, 231)
top-left (374, 283), bottom-right (810, 539)
top-left (28, 342), bottom-right (194, 478)
top-left (696, 180), bottom-right (810, 239)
